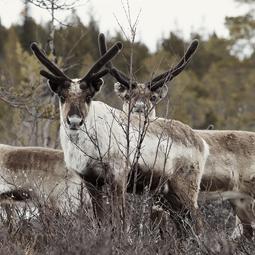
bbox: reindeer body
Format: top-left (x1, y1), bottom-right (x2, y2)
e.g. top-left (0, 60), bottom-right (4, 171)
top-left (0, 144), bottom-right (86, 211)
top-left (197, 130), bottom-right (255, 237)
top-left (102, 30), bottom-right (255, 237)
top-left (60, 98), bottom-right (209, 231)
top-left (114, 79), bottom-right (255, 238)
top-left (199, 130), bottom-right (255, 193)
top-left (115, 85), bottom-right (255, 237)
top-left (61, 100), bottom-right (208, 178)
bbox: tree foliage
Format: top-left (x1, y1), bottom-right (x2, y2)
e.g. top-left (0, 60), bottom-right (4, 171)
top-left (0, 2), bottom-right (254, 146)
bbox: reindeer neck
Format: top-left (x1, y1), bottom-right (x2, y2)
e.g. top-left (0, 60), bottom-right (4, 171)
top-left (59, 100), bottom-right (121, 175)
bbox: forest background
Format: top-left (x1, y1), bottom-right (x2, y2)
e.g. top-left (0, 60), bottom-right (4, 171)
top-left (0, 0), bottom-right (254, 148)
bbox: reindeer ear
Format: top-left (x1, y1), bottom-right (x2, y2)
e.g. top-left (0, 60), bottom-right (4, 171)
top-left (40, 70), bottom-right (70, 95)
top-left (92, 78), bottom-right (104, 92)
top-left (47, 80), bottom-right (61, 94)
top-left (155, 85), bottom-right (168, 99)
top-left (47, 79), bottom-right (70, 95)
top-left (114, 82), bottom-right (126, 95)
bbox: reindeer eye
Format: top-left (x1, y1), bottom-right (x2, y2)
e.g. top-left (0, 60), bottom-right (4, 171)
top-left (85, 95), bottom-right (92, 103)
top-left (150, 95), bottom-right (157, 102)
top-left (124, 94), bottom-right (130, 100)
top-left (59, 95), bottom-right (65, 104)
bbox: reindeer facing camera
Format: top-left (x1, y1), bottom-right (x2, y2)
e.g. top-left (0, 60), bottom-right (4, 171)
top-left (31, 34), bottom-right (209, 235)
top-left (99, 34), bottom-right (255, 239)
top-left (98, 33), bottom-right (198, 118)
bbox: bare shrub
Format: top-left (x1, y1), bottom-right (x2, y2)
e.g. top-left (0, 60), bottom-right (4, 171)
top-left (1, 190), bottom-right (254, 254)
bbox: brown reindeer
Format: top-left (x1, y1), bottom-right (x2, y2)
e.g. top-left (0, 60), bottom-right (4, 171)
top-left (0, 144), bottom-right (88, 212)
top-left (98, 34), bottom-right (197, 118)
top-left (100, 34), bottom-right (255, 238)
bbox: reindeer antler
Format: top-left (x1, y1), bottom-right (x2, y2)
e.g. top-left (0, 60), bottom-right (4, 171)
top-left (31, 38), bottom-right (123, 90)
top-left (30, 43), bottom-right (72, 82)
top-left (98, 33), bottom-right (112, 70)
top-left (80, 39), bottom-right (122, 85)
top-left (39, 70), bottom-right (70, 88)
top-left (98, 33), bottom-right (136, 88)
top-left (98, 34), bottom-right (198, 90)
top-left (147, 39), bottom-right (199, 91)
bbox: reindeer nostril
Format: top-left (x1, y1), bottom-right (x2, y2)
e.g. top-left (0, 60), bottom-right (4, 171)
top-left (66, 115), bottom-right (83, 129)
top-left (67, 116), bottom-right (71, 125)
top-left (79, 119), bottom-right (84, 126)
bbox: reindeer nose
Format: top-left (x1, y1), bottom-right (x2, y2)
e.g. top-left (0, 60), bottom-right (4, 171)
top-left (66, 115), bottom-right (83, 130)
top-left (134, 102), bottom-right (146, 113)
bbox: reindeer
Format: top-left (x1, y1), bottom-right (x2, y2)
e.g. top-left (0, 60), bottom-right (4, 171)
top-left (97, 34), bottom-right (198, 119)
top-left (100, 34), bottom-right (255, 238)
top-left (198, 130), bottom-right (255, 238)
top-left (0, 144), bottom-right (87, 212)
top-left (31, 35), bottom-right (209, 235)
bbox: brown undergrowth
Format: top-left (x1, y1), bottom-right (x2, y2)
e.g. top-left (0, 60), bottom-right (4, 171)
top-left (0, 191), bottom-right (254, 255)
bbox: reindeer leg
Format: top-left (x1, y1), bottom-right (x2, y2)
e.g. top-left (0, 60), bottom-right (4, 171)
top-left (85, 182), bottom-right (104, 225)
top-left (164, 162), bottom-right (204, 236)
top-left (231, 215), bottom-right (244, 239)
top-left (105, 160), bottom-right (128, 234)
top-left (78, 161), bottom-right (106, 225)
top-left (109, 180), bottom-right (127, 234)
top-left (150, 202), bottom-right (168, 239)
top-left (230, 198), bottom-right (254, 239)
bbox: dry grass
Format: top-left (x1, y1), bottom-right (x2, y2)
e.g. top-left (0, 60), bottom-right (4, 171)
top-left (0, 192), bottom-right (254, 255)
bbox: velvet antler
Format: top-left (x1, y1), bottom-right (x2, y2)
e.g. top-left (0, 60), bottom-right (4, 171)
top-left (31, 38), bottom-right (123, 90)
top-left (80, 41), bottom-right (122, 85)
top-left (148, 39), bottom-right (199, 91)
top-left (30, 42), bottom-right (72, 82)
top-left (98, 33), bottom-right (136, 88)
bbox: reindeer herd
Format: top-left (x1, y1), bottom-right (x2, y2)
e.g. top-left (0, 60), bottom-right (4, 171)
top-left (0, 33), bottom-right (254, 241)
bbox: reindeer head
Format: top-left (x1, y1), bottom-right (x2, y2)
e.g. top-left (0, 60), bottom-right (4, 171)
top-left (113, 82), bottom-right (168, 117)
top-left (31, 37), bottom-right (122, 131)
top-left (98, 33), bottom-right (198, 118)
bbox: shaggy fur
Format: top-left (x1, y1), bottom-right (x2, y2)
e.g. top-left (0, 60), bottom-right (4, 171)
top-left (0, 144), bottom-right (88, 211)
top-left (59, 80), bottom-right (209, 233)
top-left (114, 81), bottom-right (255, 238)
top-left (198, 130), bottom-right (255, 238)
top-left (32, 37), bottom-right (208, 234)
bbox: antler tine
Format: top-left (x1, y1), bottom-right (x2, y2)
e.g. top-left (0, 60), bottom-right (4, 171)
top-left (90, 69), bottom-right (109, 81)
top-left (149, 39), bottom-right (199, 91)
top-left (150, 59), bottom-right (193, 91)
top-left (98, 33), bottom-right (135, 88)
top-left (149, 62), bottom-right (190, 91)
top-left (40, 70), bottom-right (66, 82)
top-left (147, 39), bottom-right (198, 86)
top-left (30, 42), bottom-right (71, 81)
top-left (98, 33), bottom-right (112, 69)
top-left (81, 42), bottom-right (122, 82)
top-left (111, 67), bottom-right (131, 88)
top-left (149, 74), bottom-right (171, 91)
top-left (174, 39), bottom-right (199, 71)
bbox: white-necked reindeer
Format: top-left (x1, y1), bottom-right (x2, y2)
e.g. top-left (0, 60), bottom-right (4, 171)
top-left (31, 35), bottom-right (209, 235)
top-left (0, 144), bottom-right (86, 212)
top-left (101, 35), bottom-right (255, 238)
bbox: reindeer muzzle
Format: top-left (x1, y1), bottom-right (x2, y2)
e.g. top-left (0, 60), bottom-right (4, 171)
top-left (66, 115), bottom-right (84, 130)
top-left (133, 101), bottom-right (146, 114)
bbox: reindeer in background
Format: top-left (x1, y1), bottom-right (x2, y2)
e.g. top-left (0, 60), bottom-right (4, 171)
top-left (98, 34), bottom-right (198, 119)
top-left (100, 34), bottom-right (255, 239)
top-left (31, 34), bottom-right (209, 235)
top-left (0, 144), bottom-right (88, 213)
